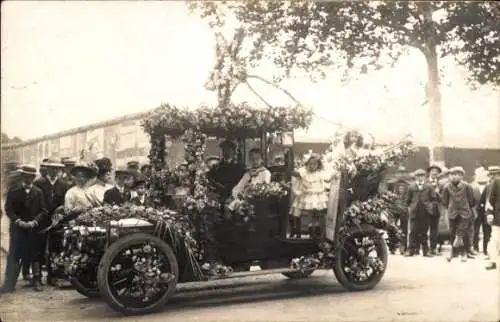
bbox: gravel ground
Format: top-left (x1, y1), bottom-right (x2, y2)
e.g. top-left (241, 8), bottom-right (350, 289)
top-left (0, 251), bottom-right (498, 322)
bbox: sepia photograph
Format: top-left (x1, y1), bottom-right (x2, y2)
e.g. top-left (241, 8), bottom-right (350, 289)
top-left (1, 1), bottom-right (499, 321)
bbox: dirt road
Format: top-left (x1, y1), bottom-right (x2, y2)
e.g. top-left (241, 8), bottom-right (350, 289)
top-left (0, 253), bottom-right (498, 322)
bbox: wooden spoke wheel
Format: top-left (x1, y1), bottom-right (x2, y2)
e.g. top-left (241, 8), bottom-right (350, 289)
top-left (333, 231), bottom-right (388, 291)
top-left (97, 233), bottom-right (179, 315)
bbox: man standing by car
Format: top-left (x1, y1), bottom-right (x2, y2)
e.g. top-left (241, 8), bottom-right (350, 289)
top-left (385, 166), bottom-right (411, 254)
top-left (34, 158), bottom-right (68, 286)
top-left (405, 169), bottom-right (437, 257)
top-left (0, 165), bottom-right (48, 293)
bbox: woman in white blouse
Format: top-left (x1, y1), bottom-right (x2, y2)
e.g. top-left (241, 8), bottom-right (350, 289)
top-left (86, 157), bottom-right (114, 205)
top-left (64, 161), bottom-right (99, 214)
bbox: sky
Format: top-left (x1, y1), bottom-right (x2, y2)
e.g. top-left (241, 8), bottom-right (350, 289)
top-left (1, 1), bottom-right (499, 148)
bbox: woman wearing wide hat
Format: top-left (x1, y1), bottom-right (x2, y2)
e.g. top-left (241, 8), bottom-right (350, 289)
top-left (86, 157), bottom-right (114, 205)
top-left (63, 160), bottom-right (99, 214)
top-left (1, 165), bottom-right (48, 293)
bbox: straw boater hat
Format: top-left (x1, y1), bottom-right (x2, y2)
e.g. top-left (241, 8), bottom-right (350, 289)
top-left (426, 164), bottom-right (442, 174)
top-left (115, 165), bottom-right (131, 177)
top-left (449, 166), bottom-right (465, 175)
top-left (127, 160), bottom-right (140, 170)
top-left (70, 160), bottom-right (98, 177)
top-left (413, 169), bottom-right (427, 177)
top-left (18, 165), bottom-right (37, 177)
top-left (61, 157), bottom-right (77, 168)
top-left (488, 165), bottom-right (500, 175)
top-left (42, 157), bottom-right (65, 168)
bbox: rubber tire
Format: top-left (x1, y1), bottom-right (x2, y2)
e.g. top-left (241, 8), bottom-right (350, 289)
top-left (97, 233), bottom-right (179, 315)
top-left (282, 270), bottom-right (315, 279)
top-left (70, 275), bottom-right (100, 298)
top-left (333, 233), bottom-right (388, 291)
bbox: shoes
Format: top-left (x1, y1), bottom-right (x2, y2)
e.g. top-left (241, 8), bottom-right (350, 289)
top-left (466, 253), bottom-right (475, 259)
top-left (403, 251), bottom-right (414, 257)
top-left (423, 253), bottom-right (433, 258)
top-left (34, 280), bottom-right (43, 292)
top-left (460, 255), bottom-right (467, 262)
top-left (485, 262), bottom-right (497, 270)
top-left (429, 249), bottom-right (437, 256)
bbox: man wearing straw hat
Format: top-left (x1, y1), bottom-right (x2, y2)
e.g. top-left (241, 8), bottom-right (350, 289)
top-left (103, 165), bottom-right (133, 205)
top-left (34, 158), bottom-right (68, 286)
top-left (61, 157), bottom-right (77, 188)
top-left (0, 165), bottom-right (48, 293)
top-left (426, 164), bottom-right (443, 255)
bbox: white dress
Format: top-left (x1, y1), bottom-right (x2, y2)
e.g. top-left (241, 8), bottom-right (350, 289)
top-left (290, 168), bottom-right (328, 216)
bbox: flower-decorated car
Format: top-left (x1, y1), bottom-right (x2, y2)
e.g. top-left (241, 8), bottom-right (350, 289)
top-left (52, 103), bottom-right (414, 316)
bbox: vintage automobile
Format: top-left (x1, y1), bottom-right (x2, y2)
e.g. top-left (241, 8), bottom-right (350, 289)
top-left (52, 104), bottom-right (397, 316)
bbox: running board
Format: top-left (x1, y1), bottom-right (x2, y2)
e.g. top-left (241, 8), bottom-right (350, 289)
top-left (210, 267), bottom-right (301, 280)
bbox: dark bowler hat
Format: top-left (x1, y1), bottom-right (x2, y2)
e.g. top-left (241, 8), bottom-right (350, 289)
top-left (95, 157), bottom-right (113, 173)
top-left (426, 164), bottom-right (442, 174)
top-left (140, 164), bottom-right (152, 172)
top-left (42, 157), bottom-right (65, 168)
top-left (127, 160), bottom-right (140, 169)
top-left (132, 175), bottom-right (146, 188)
top-left (18, 165), bottom-right (37, 177)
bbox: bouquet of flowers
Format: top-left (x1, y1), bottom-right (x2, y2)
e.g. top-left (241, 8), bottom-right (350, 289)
top-left (232, 182), bottom-right (289, 223)
top-left (339, 191), bottom-right (404, 253)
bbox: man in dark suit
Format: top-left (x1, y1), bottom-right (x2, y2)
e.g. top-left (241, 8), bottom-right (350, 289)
top-left (426, 165), bottom-right (443, 255)
top-left (405, 169), bottom-right (438, 257)
top-left (103, 166), bottom-right (133, 205)
top-left (0, 165), bottom-right (48, 293)
top-left (207, 140), bottom-right (246, 201)
top-left (129, 175), bottom-right (153, 206)
top-left (442, 166), bottom-right (476, 262)
top-left (61, 157), bottom-right (76, 188)
top-left (33, 158), bottom-right (68, 285)
top-left (486, 166), bottom-right (500, 270)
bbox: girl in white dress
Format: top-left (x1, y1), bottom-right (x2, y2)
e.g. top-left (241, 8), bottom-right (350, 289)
top-left (290, 153), bottom-right (329, 238)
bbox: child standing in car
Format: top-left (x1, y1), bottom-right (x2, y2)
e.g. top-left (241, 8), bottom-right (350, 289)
top-left (291, 153), bottom-right (329, 239)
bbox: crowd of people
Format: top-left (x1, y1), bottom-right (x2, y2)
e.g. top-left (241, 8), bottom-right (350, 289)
top-left (383, 164), bottom-right (500, 269)
top-left (0, 157), bottom-right (152, 293)
top-left (1, 138), bottom-right (499, 294)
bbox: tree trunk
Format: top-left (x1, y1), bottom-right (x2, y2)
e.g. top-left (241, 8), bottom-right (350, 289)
top-left (425, 49), bottom-right (445, 166)
top-left (419, 3), bottom-right (445, 167)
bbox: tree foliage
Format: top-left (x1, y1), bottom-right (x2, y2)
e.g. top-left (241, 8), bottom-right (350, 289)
top-left (189, 1), bottom-right (499, 86)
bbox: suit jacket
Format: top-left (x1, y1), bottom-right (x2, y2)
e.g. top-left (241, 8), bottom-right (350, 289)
top-left (130, 195), bottom-right (153, 207)
top-left (479, 183), bottom-right (492, 219)
top-left (4, 184), bottom-right (48, 230)
top-left (406, 182), bottom-right (437, 219)
top-left (34, 177), bottom-right (67, 214)
top-left (207, 161), bottom-right (246, 199)
top-left (103, 186), bottom-right (131, 205)
top-left (488, 177), bottom-right (500, 226)
top-left (442, 181), bottom-right (475, 220)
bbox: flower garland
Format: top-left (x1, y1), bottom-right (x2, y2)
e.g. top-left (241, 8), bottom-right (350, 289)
top-left (141, 103), bottom-right (313, 138)
top-left (333, 140), bottom-right (416, 176)
top-left (232, 181), bottom-right (288, 224)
